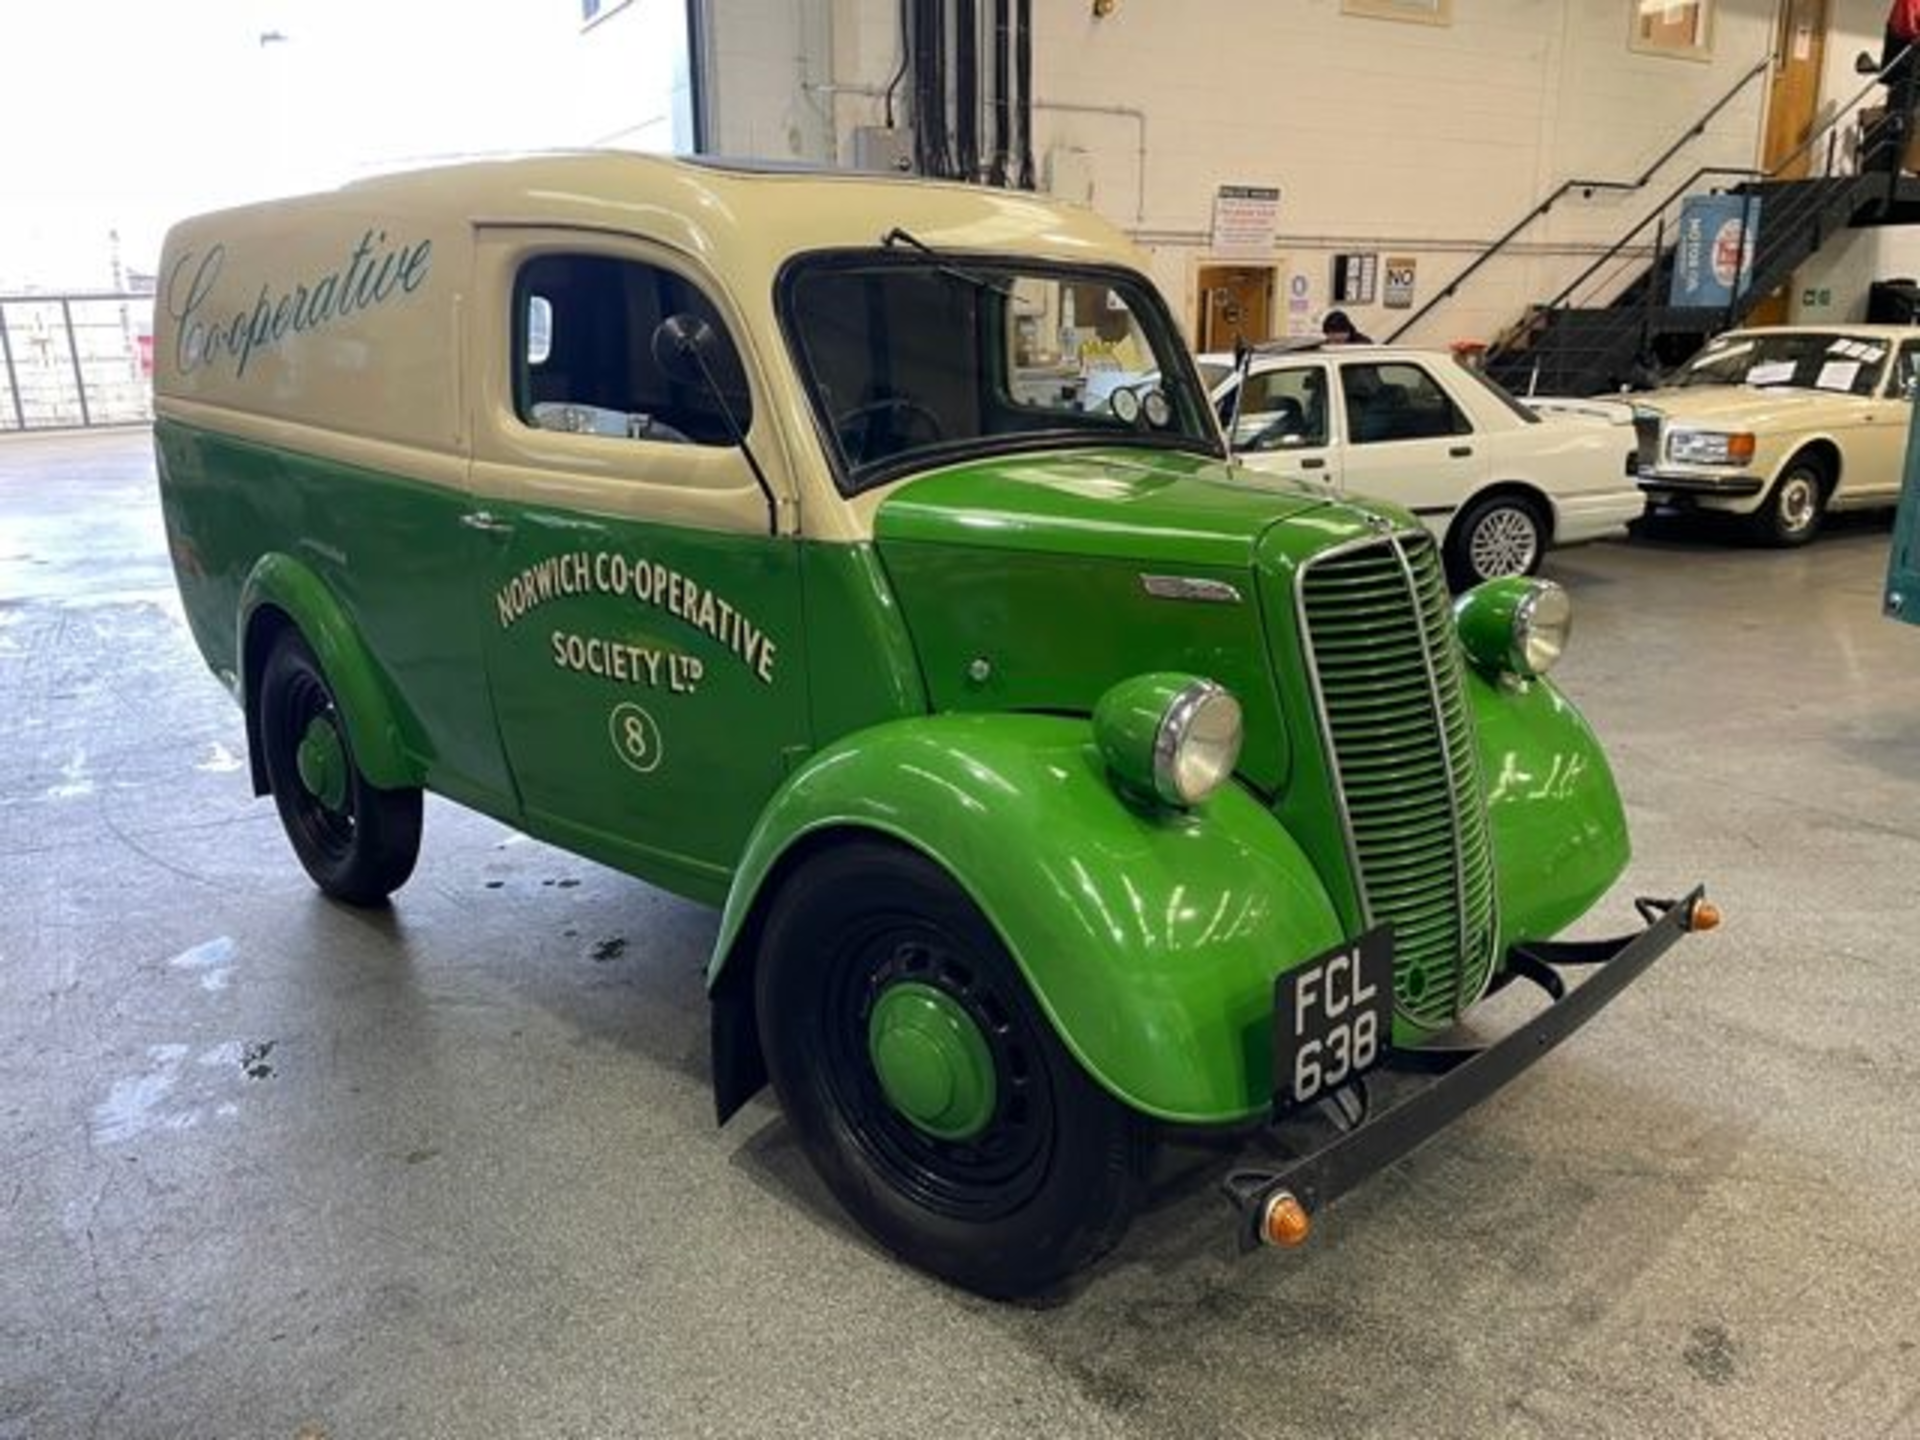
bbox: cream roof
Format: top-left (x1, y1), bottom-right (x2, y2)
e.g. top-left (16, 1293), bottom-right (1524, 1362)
top-left (190, 150), bottom-right (1145, 276)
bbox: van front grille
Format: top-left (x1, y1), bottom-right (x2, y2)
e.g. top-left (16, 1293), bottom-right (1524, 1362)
top-left (1297, 531), bottom-right (1500, 1029)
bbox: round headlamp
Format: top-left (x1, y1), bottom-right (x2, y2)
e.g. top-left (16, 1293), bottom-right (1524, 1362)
top-left (1094, 673), bottom-right (1244, 808)
top-left (1454, 577), bottom-right (1572, 679)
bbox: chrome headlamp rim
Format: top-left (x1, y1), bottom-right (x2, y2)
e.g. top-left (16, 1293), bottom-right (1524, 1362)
top-left (1511, 579), bottom-right (1571, 677)
top-left (1150, 678), bottom-right (1244, 806)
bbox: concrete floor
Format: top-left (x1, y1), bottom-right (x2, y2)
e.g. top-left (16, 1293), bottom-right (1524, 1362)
top-left (3, 428), bottom-right (1918, 1439)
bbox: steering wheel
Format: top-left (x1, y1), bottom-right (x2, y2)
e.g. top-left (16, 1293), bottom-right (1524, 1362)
top-left (835, 396), bottom-right (946, 462)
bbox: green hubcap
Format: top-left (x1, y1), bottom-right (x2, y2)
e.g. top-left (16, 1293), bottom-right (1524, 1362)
top-left (866, 982), bottom-right (997, 1141)
top-left (295, 715), bottom-right (350, 813)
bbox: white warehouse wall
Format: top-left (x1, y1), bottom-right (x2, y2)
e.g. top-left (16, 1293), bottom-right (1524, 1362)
top-left (704, 0), bottom-right (1797, 348)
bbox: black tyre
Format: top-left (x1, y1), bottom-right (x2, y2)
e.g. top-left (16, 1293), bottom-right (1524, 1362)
top-left (257, 630), bottom-right (421, 905)
top-left (755, 839), bottom-right (1147, 1299)
top-left (1752, 459), bottom-right (1827, 547)
top-left (1446, 492), bottom-right (1548, 589)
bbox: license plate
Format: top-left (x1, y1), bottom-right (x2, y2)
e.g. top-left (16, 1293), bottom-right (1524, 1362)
top-left (1274, 927), bottom-right (1394, 1109)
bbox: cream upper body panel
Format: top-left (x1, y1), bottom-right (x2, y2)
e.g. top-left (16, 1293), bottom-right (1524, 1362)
top-left (153, 152), bottom-right (1154, 542)
top-left (1635, 383), bottom-right (1873, 429)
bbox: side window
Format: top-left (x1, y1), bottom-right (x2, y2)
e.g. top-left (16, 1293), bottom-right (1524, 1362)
top-left (1339, 362), bottom-right (1470, 445)
top-left (1231, 366), bottom-right (1330, 451)
top-left (514, 254), bottom-right (750, 446)
top-left (1894, 343), bottom-right (1920, 402)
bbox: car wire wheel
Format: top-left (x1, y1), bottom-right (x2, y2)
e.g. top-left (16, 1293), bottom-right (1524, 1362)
top-left (1470, 505), bottom-right (1541, 576)
top-left (1449, 493), bottom-right (1547, 588)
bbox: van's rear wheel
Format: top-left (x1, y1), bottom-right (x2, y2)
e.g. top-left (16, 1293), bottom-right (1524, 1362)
top-left (258, 631), bottom-right (421, 906)
top-left (755, 840), bottom-right (1146, 1299)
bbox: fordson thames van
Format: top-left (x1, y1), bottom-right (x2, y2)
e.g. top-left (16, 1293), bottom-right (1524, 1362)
top-left (154, 154), bottom-right (1713, 1298)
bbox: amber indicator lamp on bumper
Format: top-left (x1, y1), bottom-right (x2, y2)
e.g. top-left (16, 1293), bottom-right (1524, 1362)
top-left (1258, 1191), bottom-right (1313, 1248)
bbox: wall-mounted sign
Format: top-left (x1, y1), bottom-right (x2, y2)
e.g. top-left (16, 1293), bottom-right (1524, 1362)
top-left (1669, 194), bottom-right (1757, 307)
top-left (1332, 252), bottom-right (1379, 305)
top-left (1211, 185), bottom-right (1281, 261)
top-left (1286, 269), bottom-right (1317, 337)
top-left (1383, 256), bottom-right (1418, 309)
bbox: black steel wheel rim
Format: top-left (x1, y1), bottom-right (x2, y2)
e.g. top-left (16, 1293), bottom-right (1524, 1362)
top-left (815, 916), bottom-right (1053, 1221)
top-left (271, 669), bottom-right (357, 864)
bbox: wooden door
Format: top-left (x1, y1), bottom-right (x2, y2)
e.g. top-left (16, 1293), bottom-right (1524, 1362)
top-left (1196, 266), bottom-right (1274, 352)
top-left (1764, 0), bottom-right (1828, 181)
top-left (1751, 0), bottom-right (1829, 324)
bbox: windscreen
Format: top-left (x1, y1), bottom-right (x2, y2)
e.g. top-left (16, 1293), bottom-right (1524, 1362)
top-left (782, 254), bottom-right (1220, 492)
top-left (1679, 332), bottom-right (1888, 397)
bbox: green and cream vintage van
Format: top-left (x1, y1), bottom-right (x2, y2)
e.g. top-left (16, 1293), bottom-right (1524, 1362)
top-left (153, 154), bottom-right (1712, 1298)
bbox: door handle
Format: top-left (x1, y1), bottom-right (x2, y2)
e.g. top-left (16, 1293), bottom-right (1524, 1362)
top-left (1299, 457), bottom-right (1327, 470)
top-left (1449, 445), bottom-right (1474, 458)
top-left (460, 510), bottom-right (513, 535)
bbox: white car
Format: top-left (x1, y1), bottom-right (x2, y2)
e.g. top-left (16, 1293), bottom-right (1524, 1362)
top-left (1622, 325), bottom-right (1919, 545)
top-left (1204, 346), bottom-right (1645, 587)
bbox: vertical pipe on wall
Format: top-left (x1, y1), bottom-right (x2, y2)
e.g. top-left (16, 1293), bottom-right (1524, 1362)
top-left (912, 0), bottom-right (943, 176)
top-left (955, 0), bottom-right (980, 181)
top-left (1014, 0), bottom-right (1035, 188)
top-left (685, 0), bottom-right (713, 154)
top-left (989, 0), bottom-right (1011, 185)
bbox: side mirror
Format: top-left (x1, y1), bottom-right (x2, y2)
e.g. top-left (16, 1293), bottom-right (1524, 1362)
top-left (651, 313), bottom-right (720, 384)
top-left (1858, 50), bottom-right (1882, 76)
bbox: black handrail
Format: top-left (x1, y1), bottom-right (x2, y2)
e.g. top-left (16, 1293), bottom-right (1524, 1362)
top-left (1526, 165), bottom-right (1762, 317)
top-left (1383, 55), bottom-right (1771, 343)
top-left (1506, 43), bottom-right (1918, 334)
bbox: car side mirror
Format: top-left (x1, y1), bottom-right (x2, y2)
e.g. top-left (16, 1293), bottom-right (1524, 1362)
top-left (651, 313), bottom-right (721, 384)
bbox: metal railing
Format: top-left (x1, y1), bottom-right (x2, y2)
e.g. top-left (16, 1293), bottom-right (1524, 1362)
top-left (1482, 45), bottom-right (1920, 394)
top-left (1525, 47), bottom-right (1914, 324)
top-left (0, 292), bottom-right (154, 432)
top-left (1383, 55), bottom-right (1772, 344)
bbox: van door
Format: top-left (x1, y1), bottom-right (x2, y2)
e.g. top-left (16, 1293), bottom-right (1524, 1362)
top-left (467, 230), bottom-right (806, 899)
top-left (1332, 359), bottom-right (1491, 531)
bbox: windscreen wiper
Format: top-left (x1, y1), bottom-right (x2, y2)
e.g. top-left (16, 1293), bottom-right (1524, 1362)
top-left (881, 227), bottom-right (1015, 295)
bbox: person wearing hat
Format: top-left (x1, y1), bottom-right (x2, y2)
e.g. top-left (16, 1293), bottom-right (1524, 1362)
top-left (1322, 309), bottom-right (1374, 345)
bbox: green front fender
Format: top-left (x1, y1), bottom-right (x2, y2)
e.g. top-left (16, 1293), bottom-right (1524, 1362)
top-left (1469, 669), bottom-right (1630, 945)
top-left (710, 713), bottom-right (1346, 1125)
top-left (238, 553), bottom-right (417, 791)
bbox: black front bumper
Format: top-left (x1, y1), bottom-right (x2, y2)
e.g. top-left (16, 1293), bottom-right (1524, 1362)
top-left (1223, 888), bottom-right (1710, 1250)
top-left (1637, 472), bottom-right (1765, 497)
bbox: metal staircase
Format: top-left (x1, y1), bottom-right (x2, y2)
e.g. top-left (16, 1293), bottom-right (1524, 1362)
top-left (1387, 47), bottom-right (1920, 398)
top-left (1483, 167), bottom-right (1920, 397)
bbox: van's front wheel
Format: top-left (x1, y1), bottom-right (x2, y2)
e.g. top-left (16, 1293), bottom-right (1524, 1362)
top-left (755, 840), bottom-right (1146, 1299)
top-left (258, 631), bottom-right (421, 906)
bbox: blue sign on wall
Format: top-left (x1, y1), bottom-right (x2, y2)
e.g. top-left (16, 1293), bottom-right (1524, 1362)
top-left (1669, 194), bottom-right (1759, 308)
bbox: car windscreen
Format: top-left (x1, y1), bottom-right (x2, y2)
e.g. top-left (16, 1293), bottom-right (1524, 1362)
top-left (779, 253), bottom-right (1221, 493)
top-left (1451, 360), bottom-right (1541, 423)
top-left (1679, 332), bottom-right (1888, 397)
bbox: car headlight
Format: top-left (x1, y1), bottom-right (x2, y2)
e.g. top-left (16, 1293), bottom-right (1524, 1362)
top-left (1453, 577), bottom-right (1572, 680)
top-left (1094, 673), bottom-right (1244, 807)
top-left (1667, 430), bottom-right (1755, 466)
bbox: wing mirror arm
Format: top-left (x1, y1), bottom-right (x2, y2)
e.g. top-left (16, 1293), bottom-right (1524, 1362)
top-left (652, 314), bottom-right (781, 533)
top-left (1224, 337), bottom-right (1253, 461)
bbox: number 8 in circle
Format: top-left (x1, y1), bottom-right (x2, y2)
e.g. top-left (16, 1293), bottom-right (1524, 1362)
top-left (608, 702), bottom-right (664, 775)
